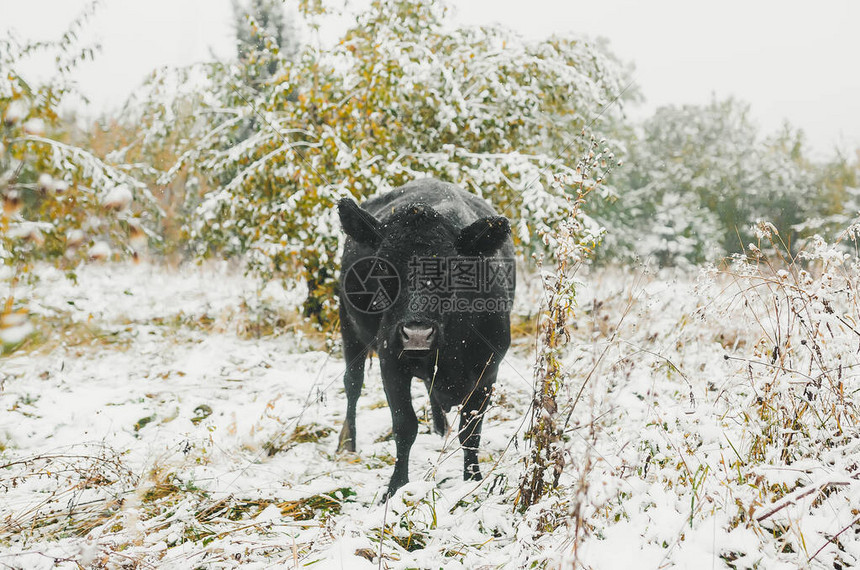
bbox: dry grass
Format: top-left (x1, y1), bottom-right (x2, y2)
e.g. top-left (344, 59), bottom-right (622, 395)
top-left (264, 423), bottom-right (335, 456)
top-left (2, 313), bottom-right (134, 357)
top-left (2, 295), bottom-right (327, 359)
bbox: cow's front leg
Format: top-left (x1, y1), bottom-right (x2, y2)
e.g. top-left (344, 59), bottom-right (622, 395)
top-left (381, 359), bottom-right (417, 499)
top-left (459, 374), bottom-right (495, 481)
top-left (337, 316), bottom-right (369, 453)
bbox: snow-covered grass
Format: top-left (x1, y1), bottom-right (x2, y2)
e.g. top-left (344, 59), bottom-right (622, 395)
top-left (2, 250), bottom-right (859, 568)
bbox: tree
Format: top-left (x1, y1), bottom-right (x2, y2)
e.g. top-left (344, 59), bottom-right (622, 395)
top-left (595, 98), bottom-right (819, 266)
top-left (233, 0), bottom-right (300, 81)
top-left (127, 0), bottom-right (630, 325)
top-left (794, 149), bottom-right (860, 240)
top-left (0, 6), bottom-right (156, 351)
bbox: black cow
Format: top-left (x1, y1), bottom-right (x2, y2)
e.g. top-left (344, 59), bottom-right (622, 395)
top-left (336, 178), bottom-right (515, 498)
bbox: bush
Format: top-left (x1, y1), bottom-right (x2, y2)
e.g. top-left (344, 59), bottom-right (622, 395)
top-left (594, 98), bottom-right (823, 266)
top-left (0, 7), bottom-right (157, 351)
top-left (122, 0), bottom-right (630, 326)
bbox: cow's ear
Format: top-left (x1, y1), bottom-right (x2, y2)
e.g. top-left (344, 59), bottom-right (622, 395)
top-left (456, 216), bottom-right (510, 256)
top-left (338, 198), bottom-right (381, 246)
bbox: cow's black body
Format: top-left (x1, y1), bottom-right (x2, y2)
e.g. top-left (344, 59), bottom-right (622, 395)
top-left (336, 178), bottom-right (515, 497)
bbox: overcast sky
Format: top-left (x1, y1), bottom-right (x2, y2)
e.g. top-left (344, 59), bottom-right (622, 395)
top-left (3, 0), bottom-right (858, 158)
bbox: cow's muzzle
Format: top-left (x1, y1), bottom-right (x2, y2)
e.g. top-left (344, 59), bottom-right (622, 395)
top-left (399, 323), bottom-right (437, 352)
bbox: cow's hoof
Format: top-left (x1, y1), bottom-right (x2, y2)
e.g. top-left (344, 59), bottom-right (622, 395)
top-left (383, 478), bottom-right (408, 502)
top-left (337, 424), bottom-right (355, 453)
top-left (381, 486), bottom-right (399, 503)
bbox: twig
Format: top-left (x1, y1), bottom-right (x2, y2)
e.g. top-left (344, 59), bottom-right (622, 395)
top-left (755, 477), bottom-right (854, 523)
top-left (808, 514), bottom-right (860, 563)
top-left (378, 497), bottom-right (390, 570)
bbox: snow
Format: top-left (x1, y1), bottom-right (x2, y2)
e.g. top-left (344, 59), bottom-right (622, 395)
top-left (101, 185), bottom-right (133, 211)
top-left (2, 99), bottom-right (28, 124)
top-left (87, 240), bottom-right (111, 260)
top-left (21, 117), bottom-right (46, 136)
top-left (0, 319), bottom-right (33, 345)
top-left (37, 173), bottom-right (54, 193)
top-left (2, 260), bottom-right (859, 568)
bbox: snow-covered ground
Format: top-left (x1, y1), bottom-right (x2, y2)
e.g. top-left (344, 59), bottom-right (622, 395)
top-left (2, 259), bottom-right (859, 568)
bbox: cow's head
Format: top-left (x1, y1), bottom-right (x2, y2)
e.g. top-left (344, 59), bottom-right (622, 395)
top-left (338, 197), bottom-right (510, 356)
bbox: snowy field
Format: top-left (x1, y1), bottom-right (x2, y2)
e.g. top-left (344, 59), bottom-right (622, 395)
top-left (2, 257), bottom-right (860, 568)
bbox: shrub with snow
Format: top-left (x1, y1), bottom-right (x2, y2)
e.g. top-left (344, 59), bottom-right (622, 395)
top-left (125, 0), bottom-right (630, 324)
